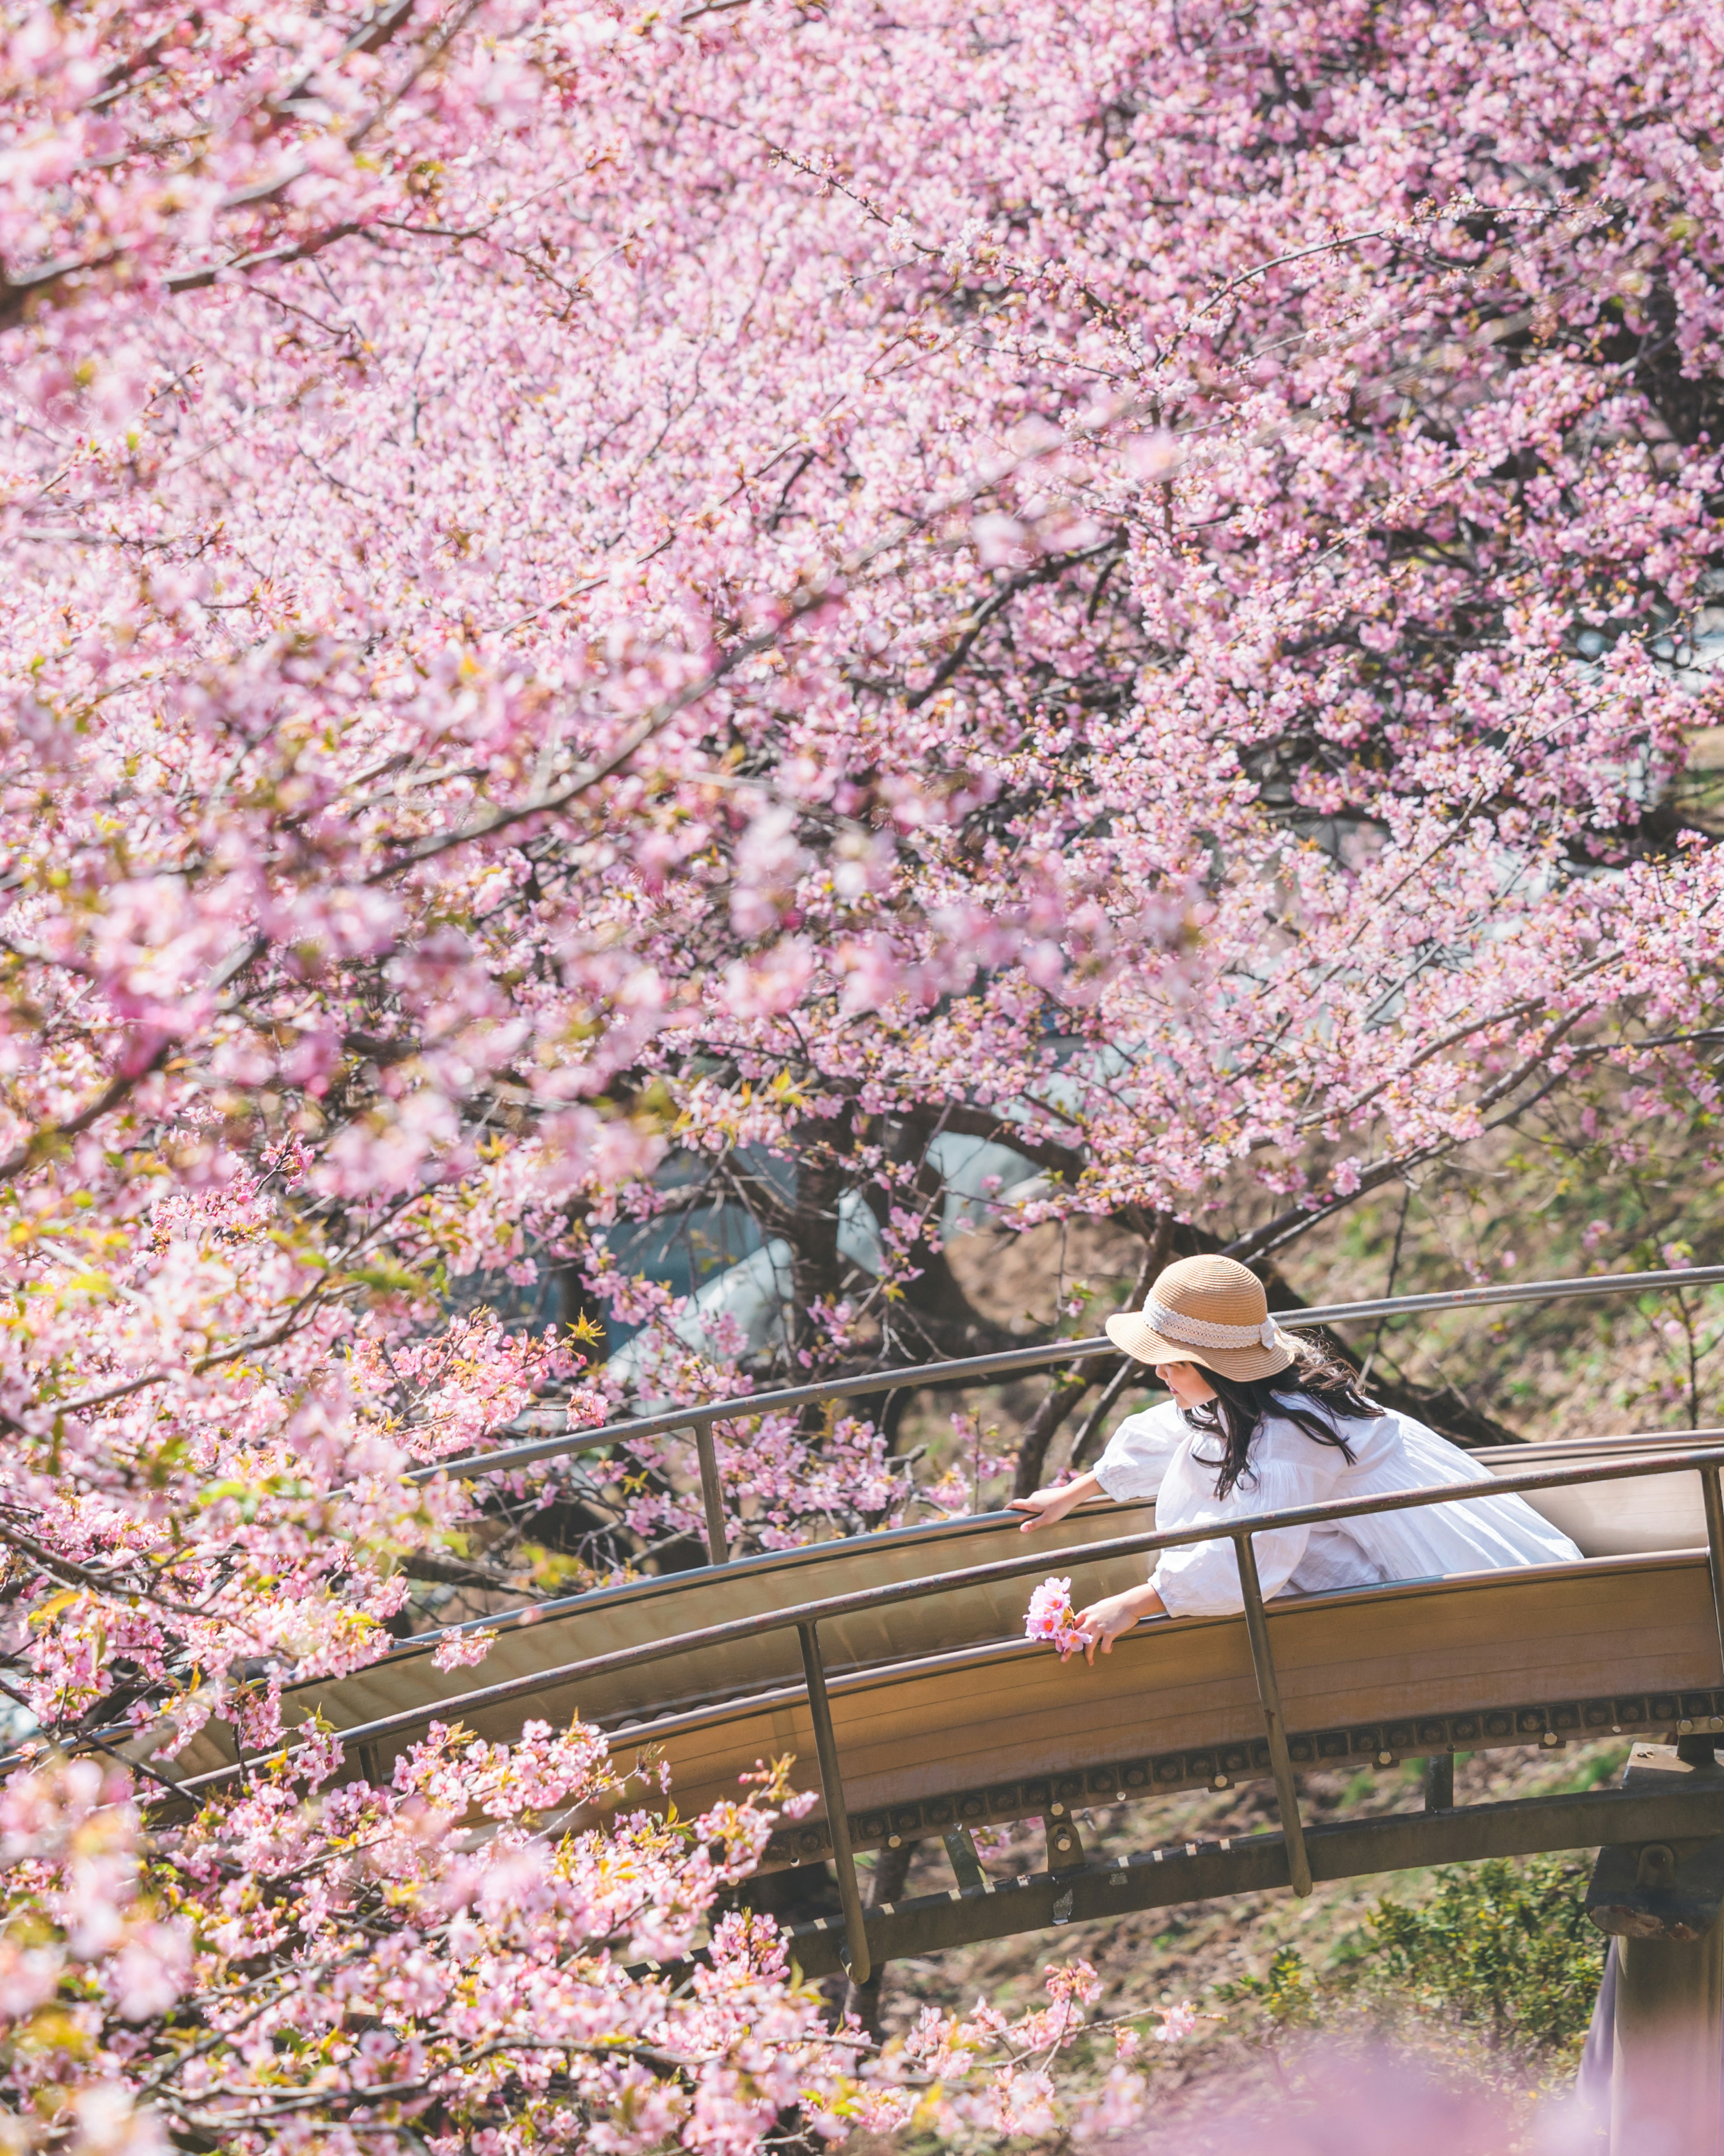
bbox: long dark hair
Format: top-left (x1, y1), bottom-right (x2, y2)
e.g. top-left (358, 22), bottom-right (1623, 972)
top-left (1181, 1347), bottom-right (1379, 1498)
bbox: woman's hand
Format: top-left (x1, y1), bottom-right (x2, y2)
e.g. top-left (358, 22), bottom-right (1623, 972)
top-left (1008, 1471), bottom-right (1103, 1533)
top-left (1073, 1584), bottom-right (1165, 1663)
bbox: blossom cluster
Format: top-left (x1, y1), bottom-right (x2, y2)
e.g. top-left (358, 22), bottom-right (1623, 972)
top-left (1024, 1577), bottom-right (1096, 1662)
top-left (0, 1730), bottom-right (864, 2155)
top-left (862, 1957), bottom-right (1197, 2145)
top-left (0, 1737), bottom-right (1202, 2154)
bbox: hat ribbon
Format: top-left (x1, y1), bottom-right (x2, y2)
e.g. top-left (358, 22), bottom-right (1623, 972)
top-left (1143, 1296), bottom-right (1279, 1351)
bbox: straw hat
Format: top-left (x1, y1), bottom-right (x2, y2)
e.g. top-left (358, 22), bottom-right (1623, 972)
top-left (1104, 1254), bottom-right (1297, 1381)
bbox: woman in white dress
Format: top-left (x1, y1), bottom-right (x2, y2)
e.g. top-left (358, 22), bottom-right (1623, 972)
top-left (1011, 1253), bottom-right (1580, 1654)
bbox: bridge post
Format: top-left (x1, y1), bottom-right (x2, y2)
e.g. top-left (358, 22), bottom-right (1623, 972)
top-left (1705, 1462), bottom-right (1724, 1673)
top-left (1234, 1530), bottom-right (1312, 1896)
top-left (797, 1620), bottom-right (872, 1984)
top-left (1606, 1923), bottom-right (1724, 2153)
top-left (1587, 1742), bottom-right (1724, 2156)
top-left (693, 1420), bottom-right (729, 1565)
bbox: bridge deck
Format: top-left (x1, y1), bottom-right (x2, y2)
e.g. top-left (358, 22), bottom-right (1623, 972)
top-left (158, 1436), bottom-right (1719, 1870)
top-left (615, 1546), bottom-right (1720, 1869)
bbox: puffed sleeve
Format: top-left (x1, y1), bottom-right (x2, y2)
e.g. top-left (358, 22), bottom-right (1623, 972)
top-left (1092, 1400), bottom-right (1187, 1502)
top-left (1152, 1423), bottom-right (1350, 1617)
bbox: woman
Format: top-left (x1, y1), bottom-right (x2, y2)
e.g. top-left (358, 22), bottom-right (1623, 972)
top-left (1011, 1254), bottom-right (1581, 1658)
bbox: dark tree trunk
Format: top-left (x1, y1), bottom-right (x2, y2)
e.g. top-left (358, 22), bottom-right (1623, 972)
top-left (787, 1119), bottom-right (851, 1353)
top-left (1012, 1361), bottom-right (1106, 1498)
top-left (859, 1120), bottom-right (1025, 1362)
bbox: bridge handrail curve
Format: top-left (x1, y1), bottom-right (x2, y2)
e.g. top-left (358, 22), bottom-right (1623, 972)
top-left (215, 1425), bottom-right (1724, 1774)
top-left (417, 1263), bottom-right (1724, 1489)
top-left (185, 1423), bottom-right (1724, 1985)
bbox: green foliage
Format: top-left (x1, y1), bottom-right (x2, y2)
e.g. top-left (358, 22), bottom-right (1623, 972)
top-left (1216, 1858), bottom-right (1605, 2067)
top-left (1360, 1855), bottom-right (1605, 2053)
top-left (1214, 1945), bottom-right (1322, 2038)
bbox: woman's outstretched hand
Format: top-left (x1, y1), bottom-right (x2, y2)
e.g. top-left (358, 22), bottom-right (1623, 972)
top-left (1008, 1471), bottom-right (1104, 1533)
top-left (1073, 1585), bottom-right (1165, 1664)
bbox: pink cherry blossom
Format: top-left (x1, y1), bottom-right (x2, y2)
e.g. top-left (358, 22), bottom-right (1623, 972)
top-left (0, 1736), bottom-right (858, 2153)
top-left (2, 0), bottom-right (1723, 2141)
top-left (1025, 1577), bottom-right (1096, 1661)
top-left (1157, 2000), bottom-right (1200, 2043)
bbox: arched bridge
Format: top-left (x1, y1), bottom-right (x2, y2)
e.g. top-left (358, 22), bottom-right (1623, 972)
top-left (150, 1264), bottom-right (1724, 2019)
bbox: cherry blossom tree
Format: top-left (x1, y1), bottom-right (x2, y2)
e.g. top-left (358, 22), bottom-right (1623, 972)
top-left (0, 1738), bottom-right (875, 2154)
top-left (0, 1722), bottom-right (1179, 2152)
top-left (2, 0), bottom-right (1723, 2139)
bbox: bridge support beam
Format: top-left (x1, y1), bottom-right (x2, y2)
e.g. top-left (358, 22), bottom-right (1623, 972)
top-left (1604, 1927), bottom-right (1723, 2154)
top-left (943, 1826), bottom-right (989, 1894)
top-left (775, 1775), bottom-right (1724, 1981)
top-left (1587, 1742), bottom-right (1724, 2156)
top-left (797, 1620), bottom-right (871, 1984)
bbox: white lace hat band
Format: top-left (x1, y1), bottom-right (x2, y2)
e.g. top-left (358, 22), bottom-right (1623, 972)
top-left (1142, 1295), bottom-right (1280, 1351)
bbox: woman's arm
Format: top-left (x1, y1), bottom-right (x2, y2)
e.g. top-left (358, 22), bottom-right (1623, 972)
top-left (1008, 1471), bottom-right (1104, 1532)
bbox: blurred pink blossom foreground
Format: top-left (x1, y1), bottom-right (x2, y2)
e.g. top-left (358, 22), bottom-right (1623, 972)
top-left (1084, 2045), bottom-right (1605, 2154)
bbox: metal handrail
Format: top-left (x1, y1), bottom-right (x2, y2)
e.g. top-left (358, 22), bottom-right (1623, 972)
top-left (179, 1425), bottom-right (1724, 1977)
top-left (220, 1429), bottom-right (1724, 1774)
top-left (420, 1264), bottom-right (1724, 1502)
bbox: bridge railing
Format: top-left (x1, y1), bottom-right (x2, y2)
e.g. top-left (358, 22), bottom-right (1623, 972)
top-left (387, 1407), bottom-right (1724, 1983)
top-left (418, 1262), bottom-right (1724, 1570)
top-left (401, 1263), bottom-right (1724, 1981)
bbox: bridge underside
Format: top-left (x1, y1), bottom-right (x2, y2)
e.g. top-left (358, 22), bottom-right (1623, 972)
top-left (775, 1776), bottom-right (1724, 1978)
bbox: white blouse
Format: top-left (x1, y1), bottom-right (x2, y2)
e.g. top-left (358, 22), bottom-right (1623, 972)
top-left (1092, 1397), bottom-right (1582, 1618)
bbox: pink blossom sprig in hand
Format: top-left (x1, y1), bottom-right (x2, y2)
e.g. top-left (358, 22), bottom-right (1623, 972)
top-left (1025, 1577), bottom-right (1095, 1661)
